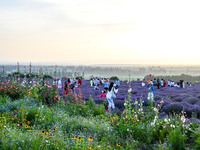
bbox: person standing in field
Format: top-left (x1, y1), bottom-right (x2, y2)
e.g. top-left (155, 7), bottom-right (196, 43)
top-left (67, 78), bottom-right (70, 85)
top-left (58, 79), bottom-right (62, 89)
top-left (104, 79), bottom-right (109, 91)
top-left (142, 79), bottom-right (145, 86)
top-left (160, 79), bottom-right (164, 88)
top-left (78, 78), bottom-right (82, 87)
top-left (90, 78), bottom-right (93, 87)
top-left (106, 82), bottom-right (118, 111)
top-left (157, 78), bottom-right (160, 89)
top-left (153, 78), bottom-right (157, 86)
top-left (171, 80), bottom-right (175, 87)
top-left (182, 80), bottom-right (185, 88)
top-left (115, 79), bottom-right (120, 87)
top-left (53, 77), bottom-right (58, 86)
top-left (163, 80), bottom-right (167, 87)
top-left (147, 81), bottom-right (155, 101)
top-left (64, 81), bottom-right (68, 94)
top-left (167, 80), bottom-right (171, 86)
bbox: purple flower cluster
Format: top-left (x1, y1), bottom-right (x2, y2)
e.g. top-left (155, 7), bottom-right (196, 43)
top-left (69, 80), bottom-right (200, 118)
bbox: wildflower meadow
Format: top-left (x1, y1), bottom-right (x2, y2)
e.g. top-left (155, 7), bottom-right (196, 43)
top-left (1, 71), bottom-right (200, 150)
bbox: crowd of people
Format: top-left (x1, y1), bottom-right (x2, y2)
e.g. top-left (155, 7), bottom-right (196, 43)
top-left (144, 77), bottom-right (192, 102)
top-left (142, 78), bottom-right (192, 89)
top-left (52, 77), bottom-right (83, 95)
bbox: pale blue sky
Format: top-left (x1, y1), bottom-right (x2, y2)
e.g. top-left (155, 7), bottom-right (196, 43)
top-left (0, 0), bottom-right (200, 65)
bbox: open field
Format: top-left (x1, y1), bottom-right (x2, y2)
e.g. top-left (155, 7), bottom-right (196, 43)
top-left (1, 77), bottom-right (200, 149)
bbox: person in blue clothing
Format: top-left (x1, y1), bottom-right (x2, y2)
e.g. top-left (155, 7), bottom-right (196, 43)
top-left (104, 79), bottom-right (109, 91)
top-left (115, 79), bottom-right (120, 87)
top-left (147, 81), bottom-right (155, 101)
top-left (71, 81), bottom-right (76, 90)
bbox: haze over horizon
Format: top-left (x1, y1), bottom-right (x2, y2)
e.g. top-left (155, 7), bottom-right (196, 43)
top-left (1, 0), bottom-right (200, 65)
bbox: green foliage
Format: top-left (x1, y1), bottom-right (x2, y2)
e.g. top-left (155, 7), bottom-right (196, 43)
top-left (93, 105), bottom-right (105, 116)
top-left (0, 96), bottom-right (10, 104)
top-left (64, 103), bottom-right (92, 117)
top-left (12, 72), bottom-right (24, 78)
top-left (109, 76), bottom-right (119, 81)
top-left (7, 73), bottom-right (12, 77)
top-left (75, 76), bottom-right (84, 80)
top-left (167, 128), bottom-right (186, 150)
top-left (88, 96), bottom-right (96, 109)
top-left (26, 73), bottom-right (38, 78)
top-left (137, 78), bottom-right (141, 81)
top-left (43, 74), bottom-right (53, 79)
top-left (195, 136), bottom-right (200, 150)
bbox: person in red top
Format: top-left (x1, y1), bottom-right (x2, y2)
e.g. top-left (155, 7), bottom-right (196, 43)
top-left (99, 90), bottom-right (107, 98)
top-left (78, 78), bottom-right (82, 87)
top-left (163, 80), bottom-right (167, 87)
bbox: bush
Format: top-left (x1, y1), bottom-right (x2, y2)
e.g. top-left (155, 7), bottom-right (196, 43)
top-left (0, 81), bottom-right (24, 100)
top-left (184, 97), bottom-right (199, 105)
top-left (75, 76), bottom-right (84, 80)
top-left (26, 73), bottom-right (38, 78)
top-left (43, 74), bottom-right (53, 80)
top-left (162, 102), bottom-right (189, 115)
top-left (12, 72), bottom-right (24, 78)
top-left (93, 105), bottom-right (105, 116)
top-left (171, 97), bottom-right (184, 102)
top-left (167, 128), bottom-right (186, 150)
top-left (109, 76), bottom-right (119, 81)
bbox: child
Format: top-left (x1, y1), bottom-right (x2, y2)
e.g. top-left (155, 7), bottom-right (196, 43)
top-left (147, 81), bottom-right (155, 101)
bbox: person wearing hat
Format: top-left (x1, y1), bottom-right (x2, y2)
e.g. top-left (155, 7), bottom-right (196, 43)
top-left (147, 80), bottom-right (155, 101)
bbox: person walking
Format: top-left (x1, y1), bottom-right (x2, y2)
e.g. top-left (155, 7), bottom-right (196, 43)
top-left (106, 82), bottom-right (118, 111)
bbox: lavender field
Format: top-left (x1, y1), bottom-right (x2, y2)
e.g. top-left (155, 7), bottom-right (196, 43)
top-left (69, 80), bottom-right (200, 118)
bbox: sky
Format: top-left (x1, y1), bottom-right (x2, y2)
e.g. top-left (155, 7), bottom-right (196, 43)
top-left (0, 0), bottom-right (200, 65)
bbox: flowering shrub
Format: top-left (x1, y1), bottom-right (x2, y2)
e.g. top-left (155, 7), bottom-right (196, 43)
top-left (0, 80), bottom-right (24, 100)
top-left (37, 81), bottom-right (60, 105)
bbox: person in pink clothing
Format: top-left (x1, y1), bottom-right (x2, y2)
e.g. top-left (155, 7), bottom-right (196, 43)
top-left (99, 90), bottom-right (107, 98)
